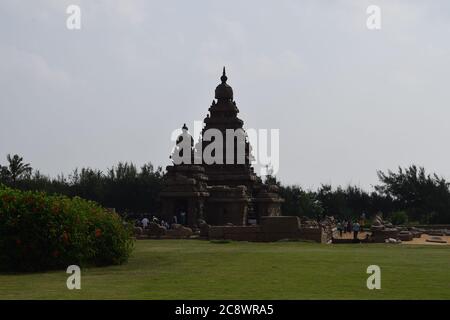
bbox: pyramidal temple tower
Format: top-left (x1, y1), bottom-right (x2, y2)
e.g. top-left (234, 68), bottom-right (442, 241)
top-left (160, 68), bottom-right (283, 227)
top-left (201, 67), bottom-right (257, 188)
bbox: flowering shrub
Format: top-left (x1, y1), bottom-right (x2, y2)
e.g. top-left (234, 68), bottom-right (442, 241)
top-left (0, 185), bottom-right (134, 271)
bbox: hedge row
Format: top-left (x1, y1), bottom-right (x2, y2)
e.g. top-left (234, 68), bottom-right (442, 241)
top-left (0, 185), bottom-right (134, 272)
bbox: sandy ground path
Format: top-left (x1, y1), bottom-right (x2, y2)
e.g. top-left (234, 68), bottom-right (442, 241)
top-left (406, 234), bottom-right (449, 245)
top-left (334, 231), bottom-right (449, 245)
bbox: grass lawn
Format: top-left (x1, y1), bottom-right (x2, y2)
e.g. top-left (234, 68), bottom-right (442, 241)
top-left (0, 240), bottom-right (449, 299)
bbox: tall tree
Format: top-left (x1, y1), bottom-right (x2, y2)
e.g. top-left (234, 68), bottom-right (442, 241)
top-left (375, 165), bottom-right (450, 223)
top-left (3, 154), bottom-right (32, 184)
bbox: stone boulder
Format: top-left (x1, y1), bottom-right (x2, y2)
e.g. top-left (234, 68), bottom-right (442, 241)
top-left (385, 238), bottom-right (401, 244)
top-left (426, 236), bottom-right (447, 244)
top-left (372, 214), bottom-right (384, 227)
top-left (370, 225), bottom-right (384, 231)
top-left (147, 222), bottom-right (166, 238)
top-left (398, 231), bottom-right (413, 241)
top-left (426, 230), bottom-right (445, 236)
top-left (371, 213), bottom-right (395, 230)
top-left (167, 224), bottom-right (193, 238)
top-left (371, 228), bottom-right (399, 243)
top-left (134, 227), bottom-right (144, 236)
top-left (409, 227), bottom-right (424, 238)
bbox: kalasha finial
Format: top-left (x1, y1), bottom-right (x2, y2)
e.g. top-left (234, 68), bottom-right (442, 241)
top-left (220, 66), bottom-right (227, 83)
top-left (215, 66), bottom-right (233, 100)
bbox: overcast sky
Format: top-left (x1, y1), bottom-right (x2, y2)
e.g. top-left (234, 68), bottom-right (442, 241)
top-left (1, 0), bottom-right (450, 190)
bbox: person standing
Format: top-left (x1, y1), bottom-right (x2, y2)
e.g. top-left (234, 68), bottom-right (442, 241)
top-left (141, 216), bottom-right (149, 229)
top-left (353, 221), bottom-right (360, 240)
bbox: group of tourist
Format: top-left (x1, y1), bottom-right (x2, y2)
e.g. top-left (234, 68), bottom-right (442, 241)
top-left (136, 215), bottom-right (171, 230)
top-left (135, 211), bottom-right (189, 230)
top-left (336, 219), bottom-right (362, 240)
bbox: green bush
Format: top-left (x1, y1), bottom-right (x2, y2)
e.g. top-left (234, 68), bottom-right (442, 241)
top-left (390, 211), bottom-right (409, 225)
top-left (0, 185), bottom-right (134, 272)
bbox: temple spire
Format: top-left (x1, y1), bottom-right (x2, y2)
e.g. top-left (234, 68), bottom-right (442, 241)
top-left (215, 66), bottom-right (233, 100)
top-left (220, 66), bottom-right (228, 83)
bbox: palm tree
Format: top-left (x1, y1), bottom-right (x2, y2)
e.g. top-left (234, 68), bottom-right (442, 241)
top-left (6, 154), bottom-right (32, 184)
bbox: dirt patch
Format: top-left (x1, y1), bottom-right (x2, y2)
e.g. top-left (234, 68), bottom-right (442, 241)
top-left (405, 234), bottom-right (449, 245)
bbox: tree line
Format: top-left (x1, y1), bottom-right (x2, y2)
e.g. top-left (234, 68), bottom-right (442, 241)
top-left (1, 154), bottom-right (449, 224)
top-left (0, 154), bottom-right (163, 218)
top-left (278, 165), bottom-right (450, 224)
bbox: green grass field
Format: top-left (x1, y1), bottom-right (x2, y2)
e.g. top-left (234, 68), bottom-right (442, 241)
top-left (1, 240), bottom-right (449, 299)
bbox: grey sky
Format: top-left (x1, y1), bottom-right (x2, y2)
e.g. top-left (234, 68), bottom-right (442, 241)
top-left (1, 0), bottom-right (450, 190)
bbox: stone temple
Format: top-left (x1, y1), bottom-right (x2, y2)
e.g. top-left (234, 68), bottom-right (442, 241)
top-left (160, 68), bottom-right (284, 227)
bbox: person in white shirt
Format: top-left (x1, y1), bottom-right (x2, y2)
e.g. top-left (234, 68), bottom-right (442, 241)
top-left (141, 217), bottom-right (150, 229)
